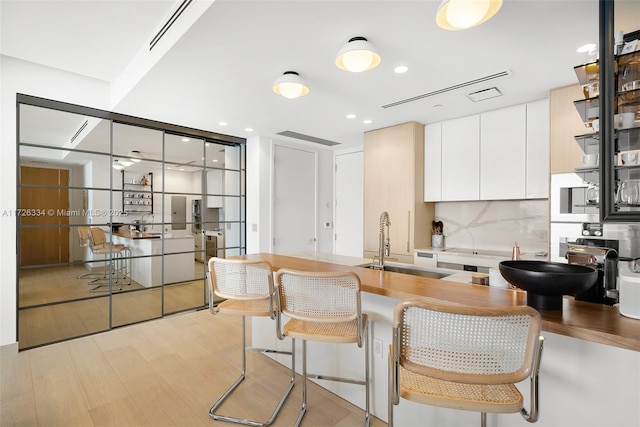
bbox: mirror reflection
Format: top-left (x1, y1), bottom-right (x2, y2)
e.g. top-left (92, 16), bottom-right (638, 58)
top-left (17, 100), bottom-right (245, 349)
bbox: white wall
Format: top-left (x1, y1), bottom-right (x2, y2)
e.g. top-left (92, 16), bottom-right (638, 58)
top-left (0, 55), bottom-right (111, 347)
top-left (246, 135), bottom-right (334, 255)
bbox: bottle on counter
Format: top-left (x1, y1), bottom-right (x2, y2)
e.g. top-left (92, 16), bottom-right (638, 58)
top-left (512, 242), bottom-right (521, 260)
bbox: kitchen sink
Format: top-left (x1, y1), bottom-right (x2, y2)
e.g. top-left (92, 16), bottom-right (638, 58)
top-left (359, 264), bottom-right (450, 279)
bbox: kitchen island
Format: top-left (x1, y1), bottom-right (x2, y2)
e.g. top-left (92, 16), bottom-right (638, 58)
top-left (247, 253), bottom-right (639, 427)
top-left (112, 230), bottom-right (195, 287)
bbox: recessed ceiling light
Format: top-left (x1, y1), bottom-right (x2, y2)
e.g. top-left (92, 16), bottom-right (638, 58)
top-left (219, 122), bottom-right (228, 126)
top-left (245, 128), bottom-right (254, 132)
top-left (182, 138), bottom-right (190, 142)
top-left (205, 143), bottom-right (210, 147)
top-left (394, 65), bottom-right (408, 74)
top-left (433, 104), bottom-right (443, 108)
top-left (363, 119), bottom-right (372, 124)
top-left (201, 157), bottom-right (205, 160)
top-left (213, 159), bottom-right (218, 162)
top-left (346, 114), bottom-right (356, 119)
top-left (179, 168), bottom-right (184, 171)
top-left (577, 43), bottom-right (597, 53)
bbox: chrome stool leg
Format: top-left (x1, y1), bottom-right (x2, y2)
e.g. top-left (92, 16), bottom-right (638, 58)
top-left (209, 316), bottom-right (296, 426)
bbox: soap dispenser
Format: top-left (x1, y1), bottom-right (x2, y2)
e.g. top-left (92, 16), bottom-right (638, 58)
top-left (512, 242), bottom-right (521, 260)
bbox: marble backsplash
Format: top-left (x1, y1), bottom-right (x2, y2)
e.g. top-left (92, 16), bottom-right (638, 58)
top-left (433, 199), bottom-right (549, 255)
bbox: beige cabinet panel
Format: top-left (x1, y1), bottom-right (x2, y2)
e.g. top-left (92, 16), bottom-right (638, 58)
top-left (550, 84), bottom-right (589, 174)
top-left (364, 122), bottom-right (434, 263)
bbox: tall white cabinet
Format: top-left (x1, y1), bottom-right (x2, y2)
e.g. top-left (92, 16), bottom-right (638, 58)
top-left (424, 99), bottom-right (549, 202)
top-left (480, 104), bottom-right (526, 200)
top-left (441, 115), bottom-right (480, 201)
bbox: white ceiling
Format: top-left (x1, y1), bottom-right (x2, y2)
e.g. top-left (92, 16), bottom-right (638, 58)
top-left (2, 0), bottom-right (640, 149)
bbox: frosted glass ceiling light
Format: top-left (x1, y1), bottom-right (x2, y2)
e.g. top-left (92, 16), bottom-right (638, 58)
top-left (436, 0), bottom-right (503, 30)
top-left (112, 160), bottom-right (124, 170)
top-left (273, 71), bottom-right (309, 99)
top-left (335, 37), bottom-right (381, 72)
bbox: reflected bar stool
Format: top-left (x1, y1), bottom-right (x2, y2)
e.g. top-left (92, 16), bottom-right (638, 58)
top-left (87, 227), bottom-right (131, 291)
top-left (207, 257), bottom-right (295, 427)
top-left (77, 226), bottom-right (107, 279)
top-left (275, 269), bottom-right (370, 427)
top-left (389, 300), bottom-right (544, 427)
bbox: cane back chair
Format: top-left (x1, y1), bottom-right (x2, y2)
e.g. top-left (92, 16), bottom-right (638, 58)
top-left (389, 300), bottom-right (544, 427)
top-left (274, 268), bottom-right (370, 427)
top-left (207, 257), bottom-right (295, 427)
top-left (86, 227), bottom-right (131, 291)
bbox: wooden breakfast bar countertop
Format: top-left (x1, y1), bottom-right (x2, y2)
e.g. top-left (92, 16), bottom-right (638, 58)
top-left (244, 253), bottom-right (640, 352)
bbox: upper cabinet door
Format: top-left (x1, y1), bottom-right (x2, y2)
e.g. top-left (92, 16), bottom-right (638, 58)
top-left (441, 115), bottom-right (480, 201)
top-left (424, 122), bottom-right (442, 201)
top-left (526, 99), bottom-right (550, 198)
top-left (480, 104), bottom-right (526, 200)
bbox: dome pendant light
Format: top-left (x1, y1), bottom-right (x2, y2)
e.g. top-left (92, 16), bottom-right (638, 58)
top-left (335, 36), bottom-right (381, 72)
top-left (273, 71), bottom-right (309, 99)
top-left (436, 0), bottom-right (503, 31)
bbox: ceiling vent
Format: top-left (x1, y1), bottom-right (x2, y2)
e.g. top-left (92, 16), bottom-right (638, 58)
top-left (381, 70), bottom-right (510, 109)
top-left (466, 87), bottom-right (504, 102)
top-left (276, 131), bottom-right (340, 147)
top-left (70, 120), bottom-right (88, 144)
top-left (149, 0), bottom-right (193, 50)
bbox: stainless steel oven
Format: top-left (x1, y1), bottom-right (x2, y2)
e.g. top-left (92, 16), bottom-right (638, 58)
top-left (550, 173), bottom-right (599, 223)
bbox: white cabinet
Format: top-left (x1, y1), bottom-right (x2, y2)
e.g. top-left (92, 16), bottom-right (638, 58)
top-left (424, 100), bottom-right (549, 202)
top-left (480, 104), bottom-right (526, 200)
top-left (441, 115), bottom-right (480, 201)
top-left (424, 122), bottom-right (442, 201)
top-left (525, 98), bottom-right (550, 198)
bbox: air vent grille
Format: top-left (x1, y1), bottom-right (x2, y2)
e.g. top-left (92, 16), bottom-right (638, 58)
top-left (70, 120), bottom-right (88, 144)
top-left (277, 131), bottom-right (340, 146)
top-left (149, 0), bottom-right (193, 51)
top-left (381, 70), bottom-right (511, 109)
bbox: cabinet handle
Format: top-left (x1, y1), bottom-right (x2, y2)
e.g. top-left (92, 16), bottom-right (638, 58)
top-left (407, 210), bottom-right (411, 252)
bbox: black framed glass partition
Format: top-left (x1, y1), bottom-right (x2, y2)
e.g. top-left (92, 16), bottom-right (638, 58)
top-left (16, 94), bottom-right (246, 350)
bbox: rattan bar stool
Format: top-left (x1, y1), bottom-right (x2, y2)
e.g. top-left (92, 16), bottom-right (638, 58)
top-left (77, 226), bottom-right (106, 279)
top-left (274, 269), bottom-right (370, 427)
top-left (87, 227), bottom-right (131, 292)
top-left (389, 300), bottom-right (544, 427)
top-left (207, 257), bottom-right (295, 427)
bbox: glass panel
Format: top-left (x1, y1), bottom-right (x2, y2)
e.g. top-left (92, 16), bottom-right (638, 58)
top-left (18, 99), bottom-right (246, 348)
top-left (111, 288), bottom-right (162, 328)
top-left (18, 298), bottom-right (111, 349)
top-left (163, 134), bottom-right (206, 311)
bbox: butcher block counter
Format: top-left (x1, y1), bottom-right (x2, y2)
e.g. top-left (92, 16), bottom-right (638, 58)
top-left (244, 253), bottom-right (640, 352)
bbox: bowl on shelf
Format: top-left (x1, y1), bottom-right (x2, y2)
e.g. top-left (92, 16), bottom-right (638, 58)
top-left (499, 260), bottom-right (598, 310)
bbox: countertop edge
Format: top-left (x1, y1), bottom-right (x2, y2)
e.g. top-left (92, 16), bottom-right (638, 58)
top-left (252, 253), bottom-right (640, 353)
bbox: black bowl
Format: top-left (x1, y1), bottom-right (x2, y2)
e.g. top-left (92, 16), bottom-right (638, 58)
top-left (499, 260), bottom-right (598, 310)
top-left (110, 223), bottom-right (124, 232)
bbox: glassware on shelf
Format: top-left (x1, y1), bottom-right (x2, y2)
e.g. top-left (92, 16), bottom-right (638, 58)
top-left (586, 184), bottom-right (600, 205)
top-left (616, 179), bottom-right (640, 205)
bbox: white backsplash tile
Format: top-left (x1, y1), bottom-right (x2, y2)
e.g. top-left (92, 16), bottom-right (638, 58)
top-left (434, 199), bottom-right (549, 254)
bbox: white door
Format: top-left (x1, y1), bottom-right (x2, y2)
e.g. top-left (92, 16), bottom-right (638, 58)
top-left (334, 150), bottom-right (363, 257)
top-left (273, 145), bottom-right (317, 255)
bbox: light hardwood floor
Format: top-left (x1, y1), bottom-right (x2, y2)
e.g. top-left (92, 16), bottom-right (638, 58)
top-left (2, 309), bottom-right (386, 426)
top-left (18, 262), bottom-right (211, 349)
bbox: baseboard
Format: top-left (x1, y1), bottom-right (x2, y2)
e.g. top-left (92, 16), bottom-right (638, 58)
top-left (0, 342), bottom-right (18, 358)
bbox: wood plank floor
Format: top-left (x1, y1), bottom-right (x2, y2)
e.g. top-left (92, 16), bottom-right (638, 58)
top-left (1, 309), bottom-right (386, 426)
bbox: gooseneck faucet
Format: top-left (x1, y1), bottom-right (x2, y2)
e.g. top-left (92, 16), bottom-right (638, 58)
top-left (372, 211), bottom-right (390, 270)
